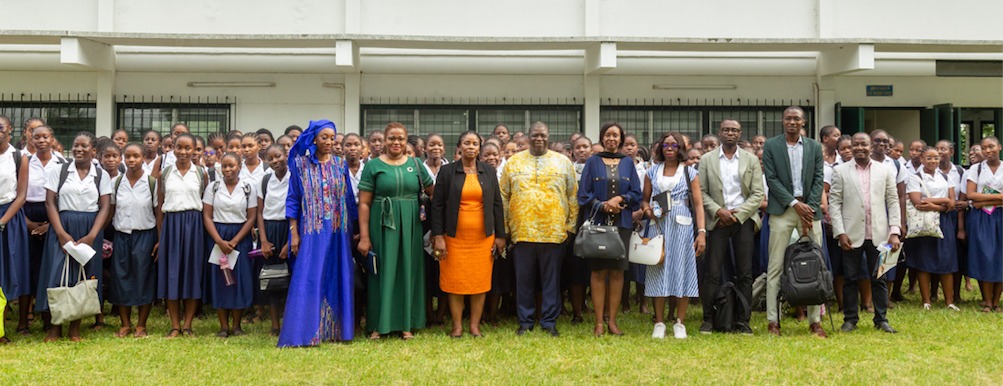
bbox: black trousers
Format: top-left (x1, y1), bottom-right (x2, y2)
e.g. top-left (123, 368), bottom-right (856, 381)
top-left (513, 242), bottom-right (563, 329)
top-left (842, 240), bottom-right (890, 326)
top-left (701, 220), bottom-right (755, 325)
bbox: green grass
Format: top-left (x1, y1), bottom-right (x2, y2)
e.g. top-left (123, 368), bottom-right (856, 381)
top-left (1, 289), bottom-right (1001, 385)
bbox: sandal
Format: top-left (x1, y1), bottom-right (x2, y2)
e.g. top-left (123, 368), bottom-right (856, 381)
top-left (15, 328), bottom-right (30, 336)
top-left (0, 336), bottom-right (11, 344)
top-left (230, 328), bottom-right (245, 337)
top-left (401, 331), bottom-right (415, 340)
top-left (182, 328), bottom-right (194, 337)
top-left (90, 322), bottom-right (106, 331)
top-left (165, 329), bottom-right (181, 339)
top-left (271, 328), bottom-right (281, 337)
top-left (982, 306), bottom-right (992, 313)
top-left (115, 326), bottom-right (133, 338)
top-left (215, 330), bottom-right (229, 338)
top-left (134, 327), bottom-right (149, 338)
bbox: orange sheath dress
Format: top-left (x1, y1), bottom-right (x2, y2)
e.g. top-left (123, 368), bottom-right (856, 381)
top-left (441, 174), bottom-right (494, 294)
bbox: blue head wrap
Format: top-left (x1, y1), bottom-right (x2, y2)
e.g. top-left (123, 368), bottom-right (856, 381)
top-left (289, 119), bottom-right (337, 160)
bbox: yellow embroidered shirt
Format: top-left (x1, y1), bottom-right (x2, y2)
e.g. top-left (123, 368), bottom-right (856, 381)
top-left (500, 150), bottom-right (579, 244)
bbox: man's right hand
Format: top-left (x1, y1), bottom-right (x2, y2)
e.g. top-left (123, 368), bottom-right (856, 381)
top-left (793, 202), bottom-right (815, 223)
top-left (716, 208), bottom-right (736, 226)
top-left (838, 234), bottom-right (852, 251)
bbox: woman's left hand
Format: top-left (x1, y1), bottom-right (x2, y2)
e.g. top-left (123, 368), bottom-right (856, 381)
top-left (493, 238), bottom-right (507, 256)
top-left (433, 235), bottom-right (447, 261)
top-left (694, 232), bottom-right (706, 256)
top-left (76, 235), bottom-right (96, 248)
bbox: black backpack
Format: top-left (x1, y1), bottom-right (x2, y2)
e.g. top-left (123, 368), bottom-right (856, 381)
top-left (780, 236), bottom-right (834, 307)
top-left (713, 281), bottom-right (750, 332)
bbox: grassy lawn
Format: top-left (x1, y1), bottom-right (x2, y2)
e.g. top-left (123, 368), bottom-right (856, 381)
top-left (1, 289), bottom-right (1001, 385)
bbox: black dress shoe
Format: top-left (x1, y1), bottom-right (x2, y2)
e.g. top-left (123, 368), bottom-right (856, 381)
top-left (515, 327), bottom-right (531, 336)
top-left (542, 327), bottom-right (560, 337)
top-left (840, 322), bottom-right (857, 333)
top-left (875, 322), bottom-right (897, 334)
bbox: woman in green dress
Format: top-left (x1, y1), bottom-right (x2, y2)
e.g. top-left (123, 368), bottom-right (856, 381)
top-left (357, 122), bottom-right (434, 340)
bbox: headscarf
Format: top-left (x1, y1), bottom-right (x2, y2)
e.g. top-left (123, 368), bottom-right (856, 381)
top-left (289, 119), bottom-right (336, 162)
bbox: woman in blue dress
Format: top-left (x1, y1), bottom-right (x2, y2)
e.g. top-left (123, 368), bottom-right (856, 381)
top-left (278, 120), bottom-right (357, 347)
top-left (640, 132), bottom-right (705, 340)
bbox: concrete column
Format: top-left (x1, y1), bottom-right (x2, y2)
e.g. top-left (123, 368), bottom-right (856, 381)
top-left (344, 73), bottom-right (361, 135)
top-left (584, 74), bottom-right (600, 139)
top-left (95, 71), bottom-right (115, 137)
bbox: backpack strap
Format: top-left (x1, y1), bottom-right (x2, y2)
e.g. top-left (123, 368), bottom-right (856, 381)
top-left (12, 149), bottom-right (21, 182)
top-left (683, 164), bottom-right (694, 216)
top-left (242, 181), bottom-right (252, 207)
top-left (112, 174), bottom-right (124, 205)
top-left (55, 162), bottom-right (72, 208)
top-left (261, 173), bottom-right (271, 202)
top-left (148, 175), bottom-right (157, 208)
top-left (207, 167), bottom-right (216, 182)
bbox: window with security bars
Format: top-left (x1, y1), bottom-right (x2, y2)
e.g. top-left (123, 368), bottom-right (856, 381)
top-left (0, 101), bottom-right (96, 151)
top-left (117, 103), bottom-right (232, 143)
top-left (362, 105), bottom-right (582, 156)
top-left (601, 106), bottom-right (813, 148)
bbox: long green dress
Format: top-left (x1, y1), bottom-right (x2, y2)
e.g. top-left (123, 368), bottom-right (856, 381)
top-left (359, 157), bottom-right (433, 334)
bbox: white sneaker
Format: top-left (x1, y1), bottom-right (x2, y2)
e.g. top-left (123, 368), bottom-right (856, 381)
top-left (673, 321), bottom-right (687, 339)
top-left (947, 304), bottom-right (961, 311)
top-left (652, 322), bottom-right (666, 339)
top-left (923, 303), bottom-right (931, 310)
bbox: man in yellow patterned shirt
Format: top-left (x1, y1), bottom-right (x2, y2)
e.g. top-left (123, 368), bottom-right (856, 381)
top-left (500, 121), bottom-right (578, 337)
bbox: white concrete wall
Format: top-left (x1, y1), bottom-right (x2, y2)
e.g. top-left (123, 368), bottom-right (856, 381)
top-left (114, 0), bottom-right (345, 34)
top-left (830, 0), bottom-right (1003, 40)
top-left (359, 0), bottom-right (584, 37)
top-left (598, 0), bottom-right (817, 38)
top-left (827, 76), bottom-right (1003, 108)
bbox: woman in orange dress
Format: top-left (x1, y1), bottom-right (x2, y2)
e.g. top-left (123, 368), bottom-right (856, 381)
top-left (430, 131), bottom-right (506, 338)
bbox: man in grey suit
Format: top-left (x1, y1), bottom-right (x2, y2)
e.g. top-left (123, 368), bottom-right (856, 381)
top-left (698, 118), bottom-right (764, 335)
top-left (829, 132), bottom-right (902, 333)
top-left (762, 106), bottom-right (827, 338)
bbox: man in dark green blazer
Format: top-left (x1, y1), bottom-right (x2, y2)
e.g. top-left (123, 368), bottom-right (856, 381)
top-left (761, 106), bottom-right (827, 338)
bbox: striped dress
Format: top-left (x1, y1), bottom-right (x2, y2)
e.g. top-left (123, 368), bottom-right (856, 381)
top-left (644, 163), bottom-right (699, 298)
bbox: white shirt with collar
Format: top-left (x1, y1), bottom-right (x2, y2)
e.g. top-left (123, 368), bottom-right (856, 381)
top-left (348, 163), bottom-right (364, 205)
top-left (422, 158), bottom-right (448, 182)
top-left (203, 180), bottom-right (258, 224)
top-left (161, 165), bottom-right (203, 212)
top-left (142, 155), bottom-right (160, 175)
top-left (258, 170), bottom-right (289, 221)
top-left (718, 149), bottom-right (745, 210)
top-left (879, 156), bottom-right (908, 185)
top-left (906, 168), bottom-right (950, 199)
top-left (162, 151), bottom-right (177, 170)
top-left (0, 146), bottom-right (19, 205)
top-left (44, 163), bottom-right (112, 212)
top-left (239, 161), bottom-right (269, 190)
top-left (111, 172), bottom-right (157, 233)
top-left (786, 136), bottom-right (804, 206)
top-left (967, 161), bottom-right (1003, 195)
top-left (27, 152), bottom-right (65, 203)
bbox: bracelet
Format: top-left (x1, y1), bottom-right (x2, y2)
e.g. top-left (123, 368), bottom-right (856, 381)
top-left (697, 229), bottom-right (706, 233)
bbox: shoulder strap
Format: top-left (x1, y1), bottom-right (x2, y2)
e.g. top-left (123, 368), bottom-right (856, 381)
top-left (208, 167), bottom-right (216, 182)
top-left (113, 174), bottom-right (124, 203)
top-left (684, 164), bottom-right (694, 214)
top-left (261, 173), bottom-right (271, 201)
top-left (893, 158), bottom-right (901, 171)
top-left (94, 167), bottom-right (102, 193)
top-left (242, 181), bottom-right (252, 205)
top-left (413, 157), bottom-right (424, 197)
top-left (12, 150), bottom-right (21, 181)
top-left (148, 175), bottom-right (157, 207)
top-left (56, 162), bottom-right (73, 208)
top-left (212, 180), bottom-right (221, 196)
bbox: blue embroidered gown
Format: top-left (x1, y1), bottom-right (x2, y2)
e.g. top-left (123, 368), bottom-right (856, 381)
top-left (278, 154), bottom-right (357, 347)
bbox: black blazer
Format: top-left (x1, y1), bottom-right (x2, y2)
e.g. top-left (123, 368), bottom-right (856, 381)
top-left (430, 161), bottom-right (506, 239)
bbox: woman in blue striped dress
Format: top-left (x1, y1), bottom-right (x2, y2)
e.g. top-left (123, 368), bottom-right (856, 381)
top-left (640, 132), bottom-right (706, 339)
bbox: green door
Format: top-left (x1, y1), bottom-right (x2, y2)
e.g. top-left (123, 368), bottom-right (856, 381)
top-left (934, 104), bottom-right (960, 164)
top-left (920, 108), bottom-right (938, 146)
top-left (835, 103), bottom-right (865, 134)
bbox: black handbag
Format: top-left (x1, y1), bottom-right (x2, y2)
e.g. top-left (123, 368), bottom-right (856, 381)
top-left (573, 203), bottom-right (626, 260)
top-left (259, 263), bottom-right (290, 291)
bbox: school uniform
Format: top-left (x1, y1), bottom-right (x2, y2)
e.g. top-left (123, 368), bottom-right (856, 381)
top-left (203, 179), bottom-right (257, 310)
top-left (108, 172), bottom-right (158, 306)
top-left (239, 161), bottom-right (269, 189)
top-left (157, 165), bottom-right (206, 300)
top-left (904, 169), bottom-right (957, 275)
top-left (258, 170), bottom-right (290, 305)
top-left (141, 155), bottom-right (160, 175)
top-left (35, 163), bottom-right (112, 314)
top-left (24, 152), bottom-right (65, 291)
top-left (0, 146), bottom-right (30, 298)
top-left (966, 161), bottom-right (1003, 283)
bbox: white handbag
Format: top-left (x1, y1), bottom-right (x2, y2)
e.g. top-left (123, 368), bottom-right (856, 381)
top-left (46, 255), bottom-right (101, 326)
top-left (628, 221), bottom-right (664, 265)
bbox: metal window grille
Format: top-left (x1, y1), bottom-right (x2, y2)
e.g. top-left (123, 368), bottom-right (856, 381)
top-left (602, 106), bottom-right (814, 148)
top-left (0, 93), bottom-right (96, 151)
top-left (362, 105), bottom-right (583, 156)
top-left (116, 96), bottom-right (233, 143)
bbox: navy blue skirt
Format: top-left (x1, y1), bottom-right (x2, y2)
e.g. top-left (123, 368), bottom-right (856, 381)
top-left (206, 222), bottom-right (254, 310)
top-left (109, 229), bottom-right (157, 306)
top-left (157, 210), bottom-right (205, 300)
top-left (34, 211), bottom-right (103, 313)
top-left (0, 202), bottom-right (30, 297)
top-left (967, 208), bottom-right (1002, 282)
top-left (259, 220), bottom-right (290, 304)
top-left (906, 211), bottom-right (959, 275)
top-left (23, 201), bottom-right (48, 291)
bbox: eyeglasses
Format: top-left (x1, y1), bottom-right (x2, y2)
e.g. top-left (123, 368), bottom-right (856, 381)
top-left (662, 143), bottom-right (679, 149)
top-left (205, 151), bottom-right (217, 156)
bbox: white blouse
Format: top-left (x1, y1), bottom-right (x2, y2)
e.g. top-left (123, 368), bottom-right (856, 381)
top-left (161, 166), bottom-right (204, 212)
top-left (44, 163), bottom-right (112, 212)
top-left (111, 173), bottom-right (157, 233)
top-left (0, 146), bottom-right (19, 205)
top-left (141, 155), bottom-right (160, 175)
top-left (27, 152), bottom-right (65, 203)
top-left (203, 180), bottom-right (258, 224)
top-left (967, 161), bottom-right (1003, 195)
top-left (906, 169), bottom-right (950, 199)
top-left (348, 163), bottom-right (364, 205)
top-left (258, 170), bottom-right (289, 221)
top-left (239, 162), bottom-right (269, 190)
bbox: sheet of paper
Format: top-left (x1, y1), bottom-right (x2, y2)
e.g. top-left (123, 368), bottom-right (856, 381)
top-left (875, 243), bottom-right (901, 279)
top-left (208, 244), bottom-right (239, 270)
top-left (62, 241), bottom-right (96, 265)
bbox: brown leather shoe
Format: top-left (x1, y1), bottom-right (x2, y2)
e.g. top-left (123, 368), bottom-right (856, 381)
top-left (767, 322), bottom-right (781, 337)
top-left (809, 323), bottom-right (827, 338)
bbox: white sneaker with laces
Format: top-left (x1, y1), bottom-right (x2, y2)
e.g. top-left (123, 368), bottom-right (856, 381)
top-left (652, 322), bottom-right (666, 339)
top-left (947, 304), bottom-right (961, 311)
top-left (673, 321), bottom-right (687, 339)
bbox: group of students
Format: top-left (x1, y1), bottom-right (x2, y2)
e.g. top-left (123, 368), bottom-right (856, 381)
top-left (0, 113), bottom-right (999, 346)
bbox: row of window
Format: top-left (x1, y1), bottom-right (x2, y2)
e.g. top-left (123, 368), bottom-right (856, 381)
top-left (2, 102), bottom-right (805, 152)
